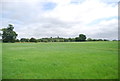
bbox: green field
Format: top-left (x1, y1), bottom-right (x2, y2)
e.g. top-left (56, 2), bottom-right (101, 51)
top-left (0, 43), bottom-right (2, 80)
top-left (2, 41), bottom-right (118, 79)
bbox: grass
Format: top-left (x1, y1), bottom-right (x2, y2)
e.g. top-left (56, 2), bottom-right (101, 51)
top-left (2, 41), bottom-right (118, 79)
top-left (0, 43), bottom-right (2, 80)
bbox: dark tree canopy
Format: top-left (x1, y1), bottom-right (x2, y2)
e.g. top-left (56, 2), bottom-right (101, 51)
top-left (75, 34), bottom-right (86, 42)
top-left (29, 38), bottom-right (37, 42)
top-left (2, 24), bottom-right (18, 43)
top-left (20, 38), bottom-right (29, 42)
top-left (87, 38), bottom-right (92, 41)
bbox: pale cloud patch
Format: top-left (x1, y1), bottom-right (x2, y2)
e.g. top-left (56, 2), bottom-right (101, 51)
top-left (0, 0), bottom-right (118, 40)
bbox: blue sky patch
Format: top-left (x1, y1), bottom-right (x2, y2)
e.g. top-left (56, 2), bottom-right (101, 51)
top-left (70, 0), bottom-right (85, 4)
top-left (87, 16), bottom-right (117, 26)
top-left (42, 2), bottom-right (56, 11)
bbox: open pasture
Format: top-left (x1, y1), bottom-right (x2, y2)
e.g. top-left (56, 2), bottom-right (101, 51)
top-left (2, 41), bottom-right (118, 79)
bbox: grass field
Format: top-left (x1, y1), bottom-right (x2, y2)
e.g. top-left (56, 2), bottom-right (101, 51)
top-left (0, 43), bottom-right (2, 80)
top-left (2, 41), bottom-right (118, 79)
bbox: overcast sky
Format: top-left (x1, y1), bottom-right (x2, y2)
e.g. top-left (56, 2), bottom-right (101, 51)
top-left (0, 0), bottom-right (119, 40)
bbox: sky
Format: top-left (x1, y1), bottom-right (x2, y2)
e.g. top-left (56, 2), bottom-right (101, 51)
top-left (0, 0), bottom-right (119, 40)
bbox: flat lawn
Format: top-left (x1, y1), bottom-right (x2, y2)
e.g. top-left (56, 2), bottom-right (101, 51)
top-left (2, 41), bottom-right (118, 79)
top-left (0, 43), bottom-right (2, 80)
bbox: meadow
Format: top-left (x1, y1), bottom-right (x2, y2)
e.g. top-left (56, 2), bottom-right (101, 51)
top-left (2, 41), bottom-right (118, 79)
top-left (0, 43), bottom-right (2, 80)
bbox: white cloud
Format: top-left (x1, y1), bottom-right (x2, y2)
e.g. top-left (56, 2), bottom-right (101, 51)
top-left (0, 0), bottom-right (118, 40)
top-left (44, 0), bottom-right (117, 23)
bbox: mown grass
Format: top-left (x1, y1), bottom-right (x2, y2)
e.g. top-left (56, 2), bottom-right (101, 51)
top-left (0, 43), bottom-right (2, 80)
top-left (2, 41), bottom-right (118, 79)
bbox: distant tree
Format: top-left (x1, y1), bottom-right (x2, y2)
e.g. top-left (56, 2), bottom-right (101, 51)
top-left (20, 38), bottom-right (29, 42)
top-left (87, 38), bottom-right (92, 41)
top-left (41, 38), bottom-right (48, 42)
top-left (97, 39), bottom-right (103, 41)
top-left (103, 39), bottom-right (109, 41)
top-left (92, 39), bottom-right (97, 41)
top-left (49, 37), bottom-right (53, 42)
top-left (68, 38), bottom-right (72, 42)
top-left (1, 24), bottom-right (18, 43)
top-left (29, 38), bottom-right (37, 42)
top-left (44, 39), bottom-right (48, 43)
top-left (37, 39), bottom-right (42, 42)
top-left (59, 38), bottom-right (64, 42)
top-left (15, 39), bottom-right (20, 42)
top-left (112, 39), bottom-right (117, 41)
top-left (0, 33), bottom-right (2, 37)
top-left (75, 34), bottom-right (86, 42)
top-left (75, 37), bottom-right (80, 42)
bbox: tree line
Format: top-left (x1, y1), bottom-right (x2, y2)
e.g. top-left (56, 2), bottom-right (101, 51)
top-left (0, 24), bottom-right (110, 43)
top-left (17, 37), bottom-right (109, 43)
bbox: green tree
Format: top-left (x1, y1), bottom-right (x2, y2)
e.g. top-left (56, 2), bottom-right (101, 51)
top-left (75, 34), bottom-right (86, 42)
top-left (87, 38), bottom-right (92, 41)
top-left (20, 38), bottom-right (29, 42)
top-left (15, 39), bottom-right (20, 42)
top-left (41, 38), bottom-right (48, 42)
top-left (1, 24), bottom-right (18, 43)
top-left (29, 38), bottom-right (37, 42)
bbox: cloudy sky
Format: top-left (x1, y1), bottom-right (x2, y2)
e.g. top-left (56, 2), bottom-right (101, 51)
top-left (0, 0), bottom-right (119, 40)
